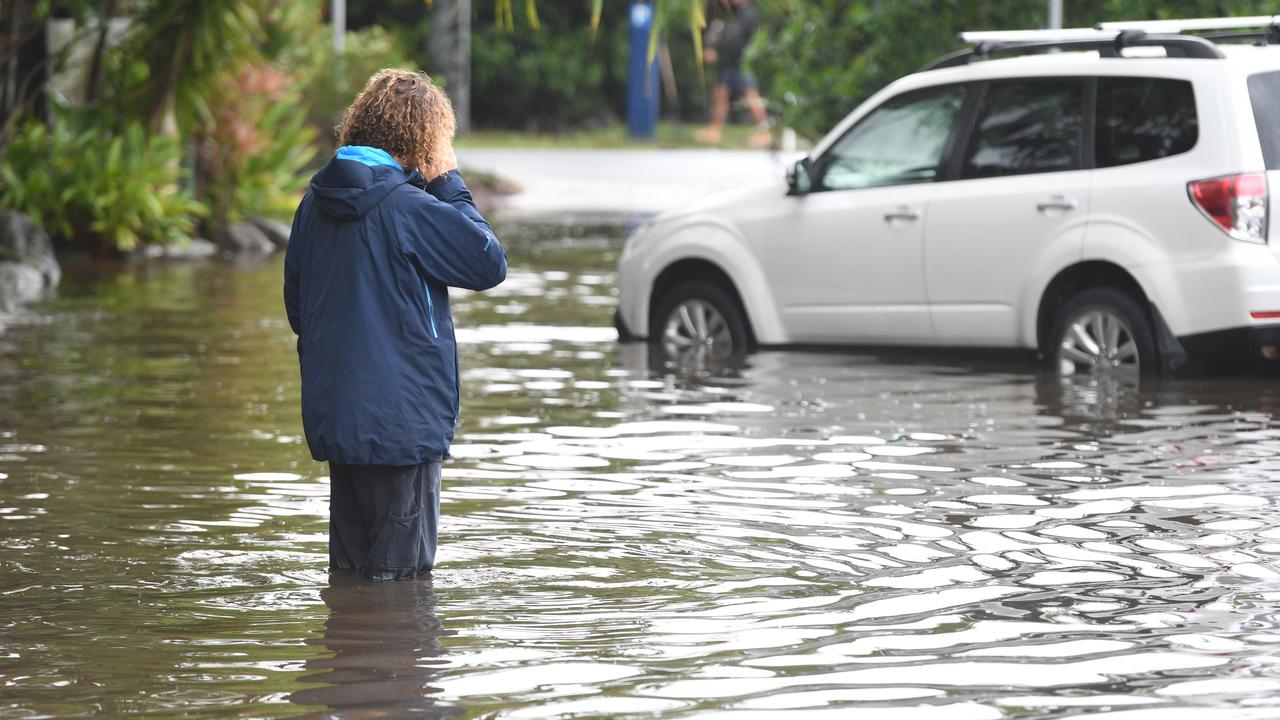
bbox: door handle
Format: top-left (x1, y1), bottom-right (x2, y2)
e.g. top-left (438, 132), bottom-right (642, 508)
top-left (1037, 196), bottom-right (1078, 212)
top-left (884, 206), bottom-right (921, 223)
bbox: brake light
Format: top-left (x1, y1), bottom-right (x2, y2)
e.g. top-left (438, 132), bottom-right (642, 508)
top-left (1188, 173), bottom-right (1268, 243)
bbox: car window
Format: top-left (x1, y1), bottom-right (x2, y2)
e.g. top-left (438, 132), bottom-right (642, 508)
top-left (1248, 71), bottom-right (1280, 170)
top-left (962, 79), bottom-right (1083, 178)
top-left (1096, 77), bottom-right (1197, 168)
top-left (818, 85), bottom-right (965, 191)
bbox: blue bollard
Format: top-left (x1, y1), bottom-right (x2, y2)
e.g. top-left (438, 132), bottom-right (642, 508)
top-left (627, 2), bottom-right (661, 140)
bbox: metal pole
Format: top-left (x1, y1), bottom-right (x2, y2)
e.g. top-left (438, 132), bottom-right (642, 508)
top-left (1048, 0), bottom-right (1063, 29)
top-left (429, 0), bottom-right (471, 133)
top-left (333, 0), bottom-right (346, 56)
top-left (333, 0), bottom-right (346, 86)
top-left (455, 0), bottom-right (471, 134)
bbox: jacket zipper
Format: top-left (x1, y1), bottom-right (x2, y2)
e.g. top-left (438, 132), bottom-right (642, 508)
top-left (423, 278), bottom-right (439, 339)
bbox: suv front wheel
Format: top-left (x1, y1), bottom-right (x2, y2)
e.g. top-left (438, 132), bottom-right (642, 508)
top-left (1049, 288), bottom-right (1158, 376)
top-left (651, 280), bottom-right (749, 366)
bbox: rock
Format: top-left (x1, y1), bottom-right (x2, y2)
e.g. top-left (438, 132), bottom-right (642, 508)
top-left (0, 263), bottom-right (45, 312)
top-left (217, 221), bottom-right (276, 255)
top-left (247, 216), bottom-right (291, 250)
top-left (144, 238), bottom-right (220, 260)
top-left (0, 211), bottom-right (60, 288)
top-left (0, 212), bottom-right (60, 313)
top-left (176, 238), bottom-right (220, 258)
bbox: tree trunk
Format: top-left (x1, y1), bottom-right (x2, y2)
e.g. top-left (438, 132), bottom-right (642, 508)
top-left (0, 0), bottom-right (48, 152)
top-left (84, 0), bottom-right (117, 105)
top-left (147, 21), bottom-right (190, 135)
top-left (15, 0), bottom-right (44, 123)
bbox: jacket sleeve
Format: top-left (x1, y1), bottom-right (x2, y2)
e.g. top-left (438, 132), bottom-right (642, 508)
top-left (283, 204), bottom-right (304, 336)
top-left (402, 170), bottom-right (508, 291)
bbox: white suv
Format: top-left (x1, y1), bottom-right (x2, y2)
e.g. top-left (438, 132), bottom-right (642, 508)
top-left (616, 16), bottom-right (1280, 375)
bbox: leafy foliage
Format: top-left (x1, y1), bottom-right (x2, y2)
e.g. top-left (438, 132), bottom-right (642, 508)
top-left (115, 0), bottom-right (269, 133)
top-left (0, 115), bottom-right (205, 254)
top-left (470, 1), bottom-right (711, 130)
top-left (49, 1), bottom-right (338, 241)
top-left (472, 18), bottom-right (617, 131)
top-left (754, 0), bottom-right (1280, 140)
top-left (277, 22), bottom-right (415, 147)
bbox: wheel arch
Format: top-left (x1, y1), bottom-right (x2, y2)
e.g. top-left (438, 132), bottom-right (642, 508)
top-left (649, 259), bottom-right (757, 347)
top-left (1035, 261), bottom-right (1151, 351)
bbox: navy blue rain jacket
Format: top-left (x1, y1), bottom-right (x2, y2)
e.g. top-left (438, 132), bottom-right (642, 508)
top-left (284, 147), bottom-right (507, 465)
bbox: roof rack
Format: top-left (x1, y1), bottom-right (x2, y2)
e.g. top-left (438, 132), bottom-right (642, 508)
top-left (1099, 15), bottom-right (1280, 46)
top-left (924, 29), bottom-right (1223, 71)
top-left (1096, 16), bottom-right (1280, 33)
top-left (959, 28), bottom-right (1113, 44)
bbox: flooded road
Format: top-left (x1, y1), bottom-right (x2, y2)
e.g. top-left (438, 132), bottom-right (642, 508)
top-left (2, 218), bottom-right (1280, 718)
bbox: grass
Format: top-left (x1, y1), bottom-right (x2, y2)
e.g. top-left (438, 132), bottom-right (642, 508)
top-left (455, 121), bottom-right (769, 150)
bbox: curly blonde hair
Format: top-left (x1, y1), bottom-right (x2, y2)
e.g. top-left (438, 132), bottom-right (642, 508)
top-left (336, 69), bottom-right (455, 174)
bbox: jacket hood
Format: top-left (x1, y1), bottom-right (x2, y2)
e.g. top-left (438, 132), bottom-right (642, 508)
top-left (309, 146), bottom-right (416, 221)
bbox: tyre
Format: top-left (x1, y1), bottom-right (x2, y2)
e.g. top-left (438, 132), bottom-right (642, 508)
top-left (650, 280), bottom-right (750, 369)
top-left (1049, 287), bottom-right (1158, 376)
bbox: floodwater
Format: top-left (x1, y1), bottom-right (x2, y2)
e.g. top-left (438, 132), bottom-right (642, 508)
top-left (3, 218), bottom-right (1280, 719)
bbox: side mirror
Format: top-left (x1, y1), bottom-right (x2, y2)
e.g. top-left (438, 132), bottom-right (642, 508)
top-left (787, 157), bottom-right (813, 196)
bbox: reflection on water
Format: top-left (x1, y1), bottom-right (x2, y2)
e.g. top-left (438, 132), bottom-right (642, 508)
top-left (291, 572), bottom-right (455, 718)
top-left (2, 219), bottom-right (1280, 718)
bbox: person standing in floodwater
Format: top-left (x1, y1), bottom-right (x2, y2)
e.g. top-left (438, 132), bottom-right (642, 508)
top-left (284, 69), bottom-right (507, 581)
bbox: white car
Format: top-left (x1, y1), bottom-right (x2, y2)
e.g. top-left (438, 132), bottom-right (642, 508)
top-left (616, 16), bottom-right (1280, 375)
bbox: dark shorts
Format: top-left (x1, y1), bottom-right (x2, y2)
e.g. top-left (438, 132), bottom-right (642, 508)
top-left (718, 65), bottom-right (757, 95)
top-left (329, 460), bottom-right (441, 581)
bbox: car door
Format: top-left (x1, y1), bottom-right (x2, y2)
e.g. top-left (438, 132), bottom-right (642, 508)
top-left (925, 77), bottom-right (1091, 347)
top-left (761, 84), bottom-right (968, 344)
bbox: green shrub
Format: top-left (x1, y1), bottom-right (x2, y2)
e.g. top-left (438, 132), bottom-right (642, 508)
top-left (470, 1), bottom-right (623, 131)
top-left (0, 116), bottom-right (205, 254)
top-left (278, 23), bottom-right (416, 149)
top-left (754, 0), bottom-right (1280, 141)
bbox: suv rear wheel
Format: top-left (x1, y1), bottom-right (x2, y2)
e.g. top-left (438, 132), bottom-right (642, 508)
top-left (1049, 288), bottom-right (1157, 376)
top-left (651, 281), bottom-right (749, 365)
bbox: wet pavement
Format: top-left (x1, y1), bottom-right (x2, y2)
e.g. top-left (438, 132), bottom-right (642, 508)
top-left (458, 148), bottom-right (789, 216)
top-left (2, 218), bottom-right (1280, 718)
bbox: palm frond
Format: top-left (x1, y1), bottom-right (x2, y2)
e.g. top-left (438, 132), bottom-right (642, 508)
top-left (590, 0), bottom-right (603, 39)
top-left (525, 0), bottom-right (540, 30)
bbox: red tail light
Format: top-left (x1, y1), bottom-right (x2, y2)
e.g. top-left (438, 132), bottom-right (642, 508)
top-left (1188, 173), bottom-right (1268, 243)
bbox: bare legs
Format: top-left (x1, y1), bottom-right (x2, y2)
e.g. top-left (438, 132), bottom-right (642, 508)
top-left (698, 84), bottom-right (770, 147)
top-left (742, 88), bottom-right (770, 147)
top-left (697, 85), bottom-right (732, 143)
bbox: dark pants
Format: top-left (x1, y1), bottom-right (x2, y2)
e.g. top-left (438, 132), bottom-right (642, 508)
top-left (329, 460), bottom-right (441, 581)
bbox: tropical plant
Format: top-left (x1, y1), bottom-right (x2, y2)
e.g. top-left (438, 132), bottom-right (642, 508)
top-left (197, 63), bottom-right (317, 226)
top-left (0, 114), bottom-right (205, 255)
top-left (113, 0), bottom-right (269, 134)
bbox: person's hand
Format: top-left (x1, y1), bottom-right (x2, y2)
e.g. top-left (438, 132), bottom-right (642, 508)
top-left (422, 143), bottom-right (458, 181)
top-left (704, 47), bottom-right (718, 64)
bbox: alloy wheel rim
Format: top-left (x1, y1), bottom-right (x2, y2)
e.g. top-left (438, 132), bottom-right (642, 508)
top-left (662, 299), bottom-right (735, 360)
top-left (1058, 309), bottom-right (1140, 375)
